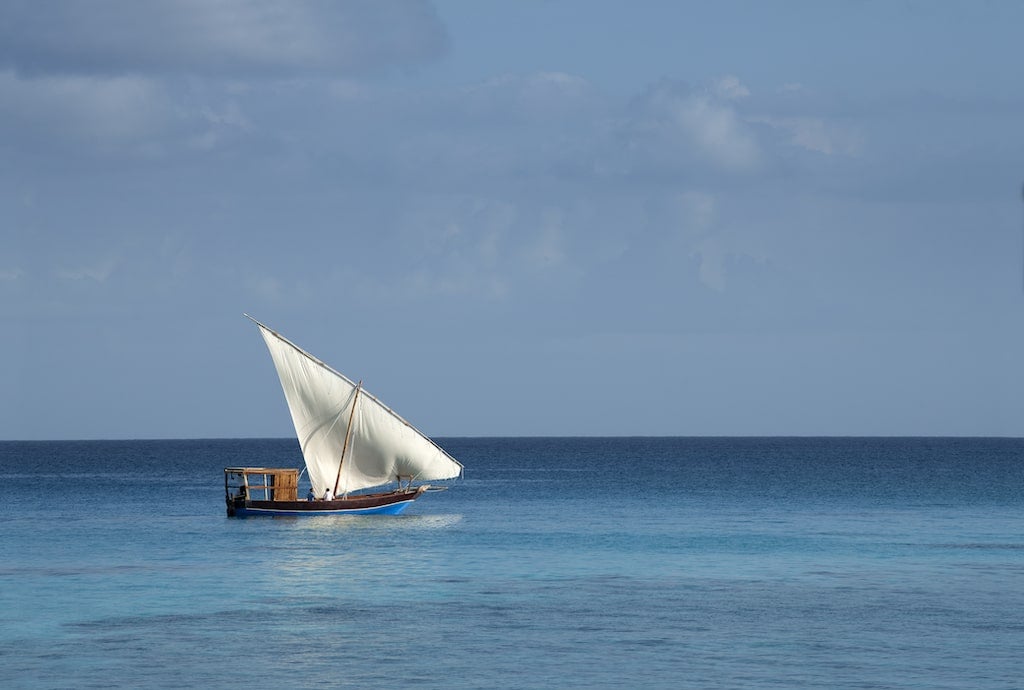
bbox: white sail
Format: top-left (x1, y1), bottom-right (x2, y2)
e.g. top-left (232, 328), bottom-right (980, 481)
top-left (249, 316), bottom-right (463, 495)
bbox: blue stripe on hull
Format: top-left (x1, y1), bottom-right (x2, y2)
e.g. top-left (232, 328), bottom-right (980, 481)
top-left (234, 499), bottom-right (415, 517)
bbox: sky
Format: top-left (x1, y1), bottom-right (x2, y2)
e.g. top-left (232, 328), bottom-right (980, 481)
top-left (3, 0), bottom-right (1024, 440)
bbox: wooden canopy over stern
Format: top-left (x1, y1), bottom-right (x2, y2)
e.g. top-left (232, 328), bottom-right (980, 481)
top-left (225, 467), bottom-right (299, 502)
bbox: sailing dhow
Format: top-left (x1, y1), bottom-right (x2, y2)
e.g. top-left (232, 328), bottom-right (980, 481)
top-left (225, 315), bottom-right (463, 517)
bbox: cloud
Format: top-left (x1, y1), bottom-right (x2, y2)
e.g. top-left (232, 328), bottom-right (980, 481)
top-left (620, 79), bottom-right (762, 175)
top-left (390, 194), bottom-right (518, 299)
top-left (0, 68), bottom-right (261, 157)
top-left (646, 191), bottom-right (772, 294)
top-left (711, 75), bottom-right (750, 101)
top-left (460, 71), bottom-right (600, 124)
top-left (526, 208), bottom-right (567, 269)
top-left (57, 257), bottom-right (119, 283)
top-left (0, 0), bottom-right (448, 78)
top-left (675, 190), bottom-right (716, 236)
top-left (249, 275), bottom-right (285, 302)
top-left (0, 70), bottom-right (173, 150)
top-left (0, 267), bottom-right (25, 282)
top-left (754, 115), bottom-right (864, 156)
top-left (675, 95), bottom-right (760, 170)
top-left (692, 236), bottom-right (726, 291)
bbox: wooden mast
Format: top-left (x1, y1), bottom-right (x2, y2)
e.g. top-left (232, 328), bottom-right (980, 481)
top-left (333, 381), bottom-right (362, 496)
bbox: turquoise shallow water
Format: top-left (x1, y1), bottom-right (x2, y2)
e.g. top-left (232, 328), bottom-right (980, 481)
top-left (1, 437), bottom-right (1023, 688)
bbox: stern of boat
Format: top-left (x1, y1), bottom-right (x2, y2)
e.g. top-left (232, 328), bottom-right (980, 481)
top-left (226, 494), bottom-right (245, 517)
top-left (225, 467), bottom-right (299, 517)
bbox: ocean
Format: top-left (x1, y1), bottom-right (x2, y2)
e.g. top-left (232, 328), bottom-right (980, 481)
top-left (1, 437), bottom-right (1022, 689)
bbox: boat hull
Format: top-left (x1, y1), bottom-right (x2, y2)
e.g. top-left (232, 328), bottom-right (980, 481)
top-left (226, 487), bottom-right (425, 517)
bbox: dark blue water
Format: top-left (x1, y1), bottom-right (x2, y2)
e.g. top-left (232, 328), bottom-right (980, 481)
top-left (2, 437), bottom-right (1022, 689)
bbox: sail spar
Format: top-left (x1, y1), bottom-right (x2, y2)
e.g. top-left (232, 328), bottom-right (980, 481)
top-left (247, 316), bottom-right (463, 495)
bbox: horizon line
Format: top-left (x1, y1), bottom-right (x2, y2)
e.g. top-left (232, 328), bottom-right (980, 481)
top-left (3, 434), bottom-right (1024, 443)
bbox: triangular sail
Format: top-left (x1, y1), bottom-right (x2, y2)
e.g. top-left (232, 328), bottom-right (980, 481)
top-left (247, 316), bottom-right (463, 494)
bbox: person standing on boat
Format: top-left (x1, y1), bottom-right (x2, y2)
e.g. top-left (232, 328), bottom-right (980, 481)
top-left (306, 487), bottom-right (316, 501)
top-left (323, 487), bottom-right (334, 501)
